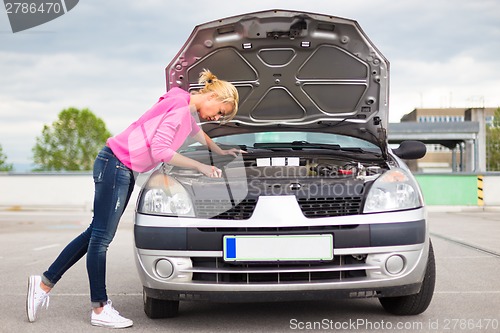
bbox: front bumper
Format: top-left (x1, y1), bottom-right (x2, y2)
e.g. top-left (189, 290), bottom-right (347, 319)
top-left (134, 206), bottom-right (429, 302)
top-left (143, 283), bottom-right (423, 303)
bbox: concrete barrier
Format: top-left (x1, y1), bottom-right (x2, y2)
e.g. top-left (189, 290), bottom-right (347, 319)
top-left (414, 173), bottom-right (500, 207)
top-left (0, 172), bottom-right (139, 211)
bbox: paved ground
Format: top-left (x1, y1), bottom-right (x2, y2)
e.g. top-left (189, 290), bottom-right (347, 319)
top-left (428, 208), bottom-right (500, 255)
top-left (1, 208), bottom-right (500, 332)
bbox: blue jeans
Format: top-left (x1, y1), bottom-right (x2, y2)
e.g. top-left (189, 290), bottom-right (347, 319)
top-left (42, 146), bottom-right (135, 307)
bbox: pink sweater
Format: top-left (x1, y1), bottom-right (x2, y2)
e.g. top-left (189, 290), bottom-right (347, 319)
top-left (107, 88), bottom-right (201, 172)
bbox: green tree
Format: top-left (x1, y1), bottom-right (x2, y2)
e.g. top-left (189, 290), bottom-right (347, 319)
top-left (486, 107), bottom-right (500, 171)
top-left (32, 107), bottom-right (112, 171)
top-left (0, 144), bottom-right (13, 171)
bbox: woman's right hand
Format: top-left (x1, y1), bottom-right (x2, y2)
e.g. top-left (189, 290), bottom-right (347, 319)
top-left (168, 153), bottom-right (223, 178)
top-left (198, 164), bottom-right (222, 178)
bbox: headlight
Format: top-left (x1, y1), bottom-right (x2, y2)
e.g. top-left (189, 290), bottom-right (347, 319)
top-left (138, 174), bottom-right (194, 217)
top-left (363, 168), bottom-right (423, 213)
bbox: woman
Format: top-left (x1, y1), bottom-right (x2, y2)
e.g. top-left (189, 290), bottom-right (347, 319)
top-left (26, 69), bottom-right (240, 328)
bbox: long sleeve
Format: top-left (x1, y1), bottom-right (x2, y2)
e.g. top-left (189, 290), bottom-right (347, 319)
top-left (150, 106), bottom-right (201, 163)
top-left (107, 88), bottom-right (194, 172)
top-left (149, 112), bottom-right (181, 163)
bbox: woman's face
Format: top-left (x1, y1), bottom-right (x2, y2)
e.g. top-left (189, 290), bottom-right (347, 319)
top-left (198, 94), bottom-right (233, 122)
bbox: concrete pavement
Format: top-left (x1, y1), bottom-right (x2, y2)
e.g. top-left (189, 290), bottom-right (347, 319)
top-left (427, 207), bottom-right (500, 256)
top-left (1, 207), bottom-right (500, 332)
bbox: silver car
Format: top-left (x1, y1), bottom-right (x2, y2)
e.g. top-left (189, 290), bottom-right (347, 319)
top-left (134, 9), bottom-right (434, 318)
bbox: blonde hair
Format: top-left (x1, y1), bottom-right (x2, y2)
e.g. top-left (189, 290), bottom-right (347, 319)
top-left (197, 69), bottom-right (239, 122)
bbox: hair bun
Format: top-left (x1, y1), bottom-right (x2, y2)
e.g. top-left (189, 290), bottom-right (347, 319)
top-left (206, 75), bottom-right (217, 84)
top-left (199, 69), bottom-right (219, 86)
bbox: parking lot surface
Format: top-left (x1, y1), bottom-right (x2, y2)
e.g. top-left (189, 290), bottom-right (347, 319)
top-left (1, 208), bottom-right (500, 332)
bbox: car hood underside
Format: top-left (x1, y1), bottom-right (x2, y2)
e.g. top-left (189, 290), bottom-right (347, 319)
top-left (166, 9), bottom-right (390, 149)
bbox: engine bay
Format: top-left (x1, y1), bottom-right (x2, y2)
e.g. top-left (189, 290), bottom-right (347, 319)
top-left (170, 154), bottom-right (389, 182)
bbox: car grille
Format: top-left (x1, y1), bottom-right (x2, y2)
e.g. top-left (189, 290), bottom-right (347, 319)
top-left (195, 199), bottom-right (257, 220)
top-left (187, 255), bottom-right (371, 284)
top-left (298, 197), bottom-right (362, 218)
top-left (194, 196), bottom-right (363, 220)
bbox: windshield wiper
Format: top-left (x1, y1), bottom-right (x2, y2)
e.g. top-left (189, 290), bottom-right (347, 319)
top-left (253, 141), bottom-right (379, 155)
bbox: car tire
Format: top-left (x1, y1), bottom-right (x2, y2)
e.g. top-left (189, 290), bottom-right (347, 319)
top-left (143, 289), bottom-right (180, 319)
top-left (379, 240), bottom-right (435, 315)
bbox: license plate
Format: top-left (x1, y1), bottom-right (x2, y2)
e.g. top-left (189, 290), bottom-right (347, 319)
top-left (223, 234), bottom-right (333, 262)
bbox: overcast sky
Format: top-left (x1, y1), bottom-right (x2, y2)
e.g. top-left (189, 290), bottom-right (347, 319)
top-left (1, 0), bottom-right (499, 169)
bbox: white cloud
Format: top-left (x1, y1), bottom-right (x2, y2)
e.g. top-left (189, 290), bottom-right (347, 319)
top-left (389, 55), bottom-right (500, 120)
top-left (0, 51), bottom-right (168, 165)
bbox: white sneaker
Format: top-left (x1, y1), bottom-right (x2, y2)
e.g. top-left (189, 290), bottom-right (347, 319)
top-left (26, 275), bottom-right (50, 322)
top-left (91, 300), bottom-right (133, 328)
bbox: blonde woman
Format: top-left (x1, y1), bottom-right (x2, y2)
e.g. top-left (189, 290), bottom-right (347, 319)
top-left (27, 69), bottom-right (240, 328)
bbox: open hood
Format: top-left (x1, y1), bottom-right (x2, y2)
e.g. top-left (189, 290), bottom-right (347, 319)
top-left (166, 9), bottom-right (390, 148)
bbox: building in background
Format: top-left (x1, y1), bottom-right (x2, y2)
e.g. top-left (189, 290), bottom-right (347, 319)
top-left (399, 108), bottom-right (496, 172)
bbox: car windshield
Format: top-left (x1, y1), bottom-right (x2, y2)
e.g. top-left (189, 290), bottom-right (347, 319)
top-left (182, 131), bottom-right (381, 153)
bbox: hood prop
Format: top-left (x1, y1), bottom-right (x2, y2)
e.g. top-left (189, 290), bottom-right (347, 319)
top-left (373, 117), bottom-right (388, 160)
